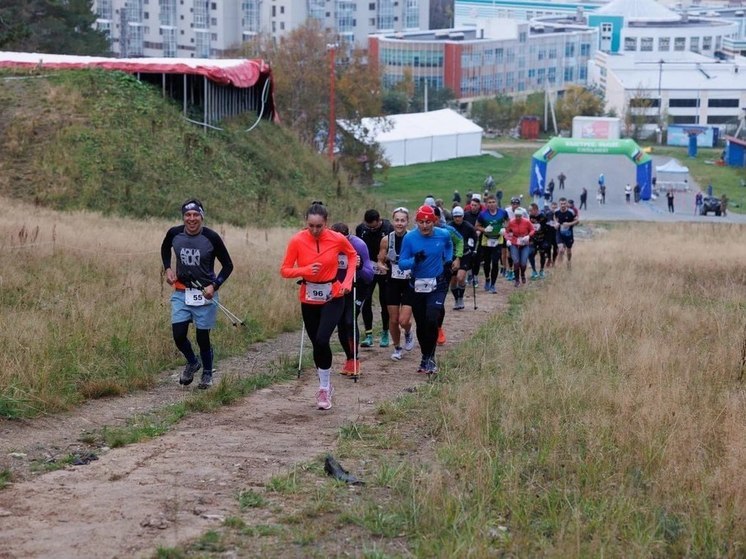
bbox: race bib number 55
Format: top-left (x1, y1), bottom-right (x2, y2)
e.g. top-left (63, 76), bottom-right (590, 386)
top-left (185, 288), bottom-right (206, 306)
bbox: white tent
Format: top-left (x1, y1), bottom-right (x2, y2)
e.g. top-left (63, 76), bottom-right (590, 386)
top-left (655, 159), bottom-right (690, 191)
top-left (340, 109), bottom-right (483, 167)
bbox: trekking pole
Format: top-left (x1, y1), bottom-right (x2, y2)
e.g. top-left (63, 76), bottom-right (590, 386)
top-left (472, 275), bottom-right (478, 310)
top-left (298, 321), bottom-right (305, 378)
top-left (352, 281), bottom-right (358, 383)
top-left (216, 301), bottom-right (246, 327)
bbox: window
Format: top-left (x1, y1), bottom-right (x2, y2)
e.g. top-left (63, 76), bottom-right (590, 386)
top-left (564, 67), bottom-right (574, 81)
top-left (690, 37), bottom-right (699, 52)
top-left (707, 115), bottom-right (735, 124)
top-left (640, 37), bottom-right (653, 51)
top-left (281, 6), bottom-right (284, 13)
top-left (280, 21), bottom-right (285, 29)
top-left (506, 48), bottom-right (515, 62)
top-left (495, 48), bottom-right (503, 62)
top-left (703, 36), bottom-right (712, 50)
top-left (579, 67), bottom-right (587, 80)
top-left (624, 37), bottom-right (637, 51)
top-left (548, 47), bottom-right (556, 59)
top-left (630, 98), bottom-right (660, 107)
top-left (708, 98), bottom-right (739, 108)
top-left (211, 3), bottom-right (216, 9)
top-left (674, 37), bottom-right (685, 51)
top-left (548, 67), bottom-right (556, 82)
top-left (369, 2), bottom-right (375, 8)
top-left (519, 31), bottom-right (527, 42)
top-left (537, 49), bottom-right (545, 60)
top-left (659, 37), bottom-right (670, 51)
top-left (528, 68), bottom-right (536, 77)
top-left (671, 115), bottom-right (698, 124)
top-left (580, 43), bottom-right (590, 56)
top-left (669, 98), bottom-right (697, 107)
top-left (211, 17), bottom-right (217, 25)
top-left (565, 43), bottom-right (575, 57)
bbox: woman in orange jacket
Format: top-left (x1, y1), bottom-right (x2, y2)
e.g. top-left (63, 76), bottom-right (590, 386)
top-left (280, 202), bottom-right (357, 410)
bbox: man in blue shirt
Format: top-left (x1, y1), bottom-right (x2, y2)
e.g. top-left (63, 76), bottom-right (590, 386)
top-left (399, 205), bottom-right (454, 375)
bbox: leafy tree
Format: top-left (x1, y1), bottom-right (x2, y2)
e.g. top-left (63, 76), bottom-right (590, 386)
top-left (382, 90), bottom-right (408, 114)
top-left (409, 85), bottom-right (455, 112)
top-left (623, 85), bottom-right (654, 140)
top-left (471, 94), bottom-right (517, 134)
top-left (555, 85), bottom-right (604, 132)
top-left (0, 0), bottom-right (109, 55)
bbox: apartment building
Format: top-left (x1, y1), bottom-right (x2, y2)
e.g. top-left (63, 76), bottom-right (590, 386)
top-left (93, 0), bottom-right (430, 58)
top-left (369, 19), bottom-right (597, 101)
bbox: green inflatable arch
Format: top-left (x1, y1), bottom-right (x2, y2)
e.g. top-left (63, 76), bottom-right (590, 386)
top-left (529, 137), bottom-right (653, 200)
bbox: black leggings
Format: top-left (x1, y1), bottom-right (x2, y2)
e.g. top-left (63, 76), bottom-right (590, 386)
top-left (361, 274), bottom-right (389, 332)
top-left (172, 321), bottom-right (212, 368)
top-left (337, 291), bottom-right (363, 360)
top-left (481, 245), bottom-right (501, 284)
top-left (411, 281), bottom-right (448, 360)
top-left (302, 297), bottom-right (345, 370)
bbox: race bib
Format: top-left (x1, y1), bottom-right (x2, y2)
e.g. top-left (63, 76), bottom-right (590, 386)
top-left (391, 263), bottom-right (411, 280)
top-left (486, 238), bottom-right (500, 247)
top-left (305, 281), bottom-right (333, 302)
top-left (414, 277), bottom-right (437, 293)
top-left (337, 254), bottom-right (348, 270)
top-left (185, 288), bottom-right (207, 307)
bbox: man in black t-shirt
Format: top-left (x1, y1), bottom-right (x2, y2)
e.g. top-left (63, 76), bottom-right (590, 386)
top-left (554, 197), bottom-right (579, 270)
top-left (355, 209), bottom-right (394, 348)
top-left (161, 199), bottom-right (233, 389)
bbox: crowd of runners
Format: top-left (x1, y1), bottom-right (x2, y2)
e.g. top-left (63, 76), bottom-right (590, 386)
top-left (161, 193), bottom-right (581, 411)
top-left (276, 193), bottom-right (581, 411)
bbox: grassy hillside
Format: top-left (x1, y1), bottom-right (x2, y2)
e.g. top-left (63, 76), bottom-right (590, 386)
top-left (0, 69), bottom-right (368, 226)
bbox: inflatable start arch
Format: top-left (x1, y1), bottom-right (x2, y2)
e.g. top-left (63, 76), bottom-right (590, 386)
top-left (529, 137), bottom-right (653, 201)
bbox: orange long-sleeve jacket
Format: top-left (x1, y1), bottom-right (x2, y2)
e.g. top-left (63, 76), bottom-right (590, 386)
top-left (280, 228), bottom-right (357, 304)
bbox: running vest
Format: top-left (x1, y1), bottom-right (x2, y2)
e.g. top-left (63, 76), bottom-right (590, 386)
top-left (387, 231), bottom-right (411, 280)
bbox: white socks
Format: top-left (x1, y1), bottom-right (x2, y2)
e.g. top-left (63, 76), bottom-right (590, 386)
top-left (318, 368), bottom-right (331, 390)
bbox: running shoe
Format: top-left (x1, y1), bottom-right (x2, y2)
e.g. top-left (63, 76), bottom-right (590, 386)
top-left (360, 334), bottom-right (373, 348)
top-left (341, 359), bottom-right (360, 375)
top-left (437, 328), bottom-right (446, 345)
top-left (521, 275), bottom-right (527, 284)
top-left (379, 331), bottom-right (390, 348)
top-left (530, 271), bottom-right (539, 280)
top-left (484, 281), bottom-right (491, 292)
top-left (197, 370), bottom-right (213, 389)
top-left (514, 280), bottom-right (520, 288)
top-left (404, 331), bottom-right (415, 351)
top-left (425, 358), bottom-right (438, 374)
top-left (507, 271), bottom-right (515, 281)
top-left (391, 348), bottom-right (403, 361)
top-left (454, 297), bottom-right (465, 310)
top-left (316, 386), bottom-right (334, 410)
top-left (179, 359), bottom-right (201, 386)
top-left (539, 270), bottom-right (546, 279)
top-left (417, 358), bottom-right (428, 374)
top-left (472, 276), bottom-right (479, 287)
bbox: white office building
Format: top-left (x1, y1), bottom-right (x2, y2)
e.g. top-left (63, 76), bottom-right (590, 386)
top-left (93, 0), bottom-right (430, 58)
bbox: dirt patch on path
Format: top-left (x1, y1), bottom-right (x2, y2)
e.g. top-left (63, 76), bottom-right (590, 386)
top-left (0, 279), bottom-right (514, 558)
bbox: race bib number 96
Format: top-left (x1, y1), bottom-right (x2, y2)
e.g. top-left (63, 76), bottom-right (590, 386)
top-left (305, 282), bottom-right (333, 302)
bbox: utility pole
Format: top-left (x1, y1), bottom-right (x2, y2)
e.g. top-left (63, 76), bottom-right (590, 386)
top-left (327, 43), bottom-right (336, 161)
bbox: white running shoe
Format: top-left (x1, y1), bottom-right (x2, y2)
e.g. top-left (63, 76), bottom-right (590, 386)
top-left (404, 331), bottom-right (415, 351)
top-left (391, 348), bottom-right (403, 361)
top-left (316, 386), bottom-right (334, 410)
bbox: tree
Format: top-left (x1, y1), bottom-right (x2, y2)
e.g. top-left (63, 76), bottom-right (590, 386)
top-left (409, 85), bottom-right (455, 113)
top-left (0, 0), bottom-right (109, 55)
top-left (555, 85), bottom-right (604, 132)
top-left (382, 90), bottom-right (408, 114)
top-left (471, 94), bottom-right (518, 134)
top-left (623, 85), bottom-right (654, 140)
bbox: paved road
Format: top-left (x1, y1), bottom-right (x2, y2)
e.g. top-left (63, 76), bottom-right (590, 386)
top-left (532, 153), bottom-right (746, 223)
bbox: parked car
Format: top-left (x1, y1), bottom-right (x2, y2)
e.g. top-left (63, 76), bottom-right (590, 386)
top-left (700, 195), bottom-right (722, 216)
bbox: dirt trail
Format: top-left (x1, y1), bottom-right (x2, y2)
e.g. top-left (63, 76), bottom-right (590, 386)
top-left (0, 281), bottom-right (511, 558)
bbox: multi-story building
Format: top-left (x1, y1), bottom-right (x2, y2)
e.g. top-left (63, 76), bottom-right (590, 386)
top-left (93, 0), bottom-right (430, 58)
top-left (369, 19), bottom-right (597, 102)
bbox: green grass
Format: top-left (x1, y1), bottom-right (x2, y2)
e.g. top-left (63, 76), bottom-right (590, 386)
top-left (0, 68), bottom-right (373, 226)
top-left (373, 150), bottom-right (534, 211)
top-left (237, 489), bottom-right (267, 510)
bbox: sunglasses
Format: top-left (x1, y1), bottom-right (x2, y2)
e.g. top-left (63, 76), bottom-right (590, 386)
top-left (392, 207), bottom-right (409, 216)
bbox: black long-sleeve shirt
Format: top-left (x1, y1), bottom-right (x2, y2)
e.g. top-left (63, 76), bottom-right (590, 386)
top-left (161, 225), bottom-right (233, 289)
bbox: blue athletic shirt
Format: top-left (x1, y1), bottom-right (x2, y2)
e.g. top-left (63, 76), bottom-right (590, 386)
top-left (398, 227), bottom-right (453, 278)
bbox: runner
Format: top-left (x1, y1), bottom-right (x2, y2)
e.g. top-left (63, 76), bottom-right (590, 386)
top-left (554, 197), bottom-right (580, 270)
top-left (502, 196), bottom-right (523, 281)
top-left (329, 223), bottom-right (374, 377)
top-left (463, 194), bottom-right (483, 287)
top-left (432, 206), bottom-right (463, 345)
top-left (505, 207), bottom-right (535, 287)
top-left (558, 172), bottom-right (566, 190)
top-left (447, 206), bottom-right (477, 310)
top-left (280, 202), bottom-right (357, 410)
top-left (377, 207), bottom-right (416, 362)
top-left (355, 210), bottom-right (394, 349)
top-left (475, 194), bottom-right (508, 294)
top-left (161, 199), bottom-right (234, 390)
top-left (398, 205), bottom-right (453, 375)
top-left (625, 183), bottom-right (632, 204)
top-left (527, 203), bottom-right (551, 279)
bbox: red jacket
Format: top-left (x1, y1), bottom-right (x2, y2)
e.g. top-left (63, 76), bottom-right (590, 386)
top-left (505, 217), bottom-right (535, 246)
top-left (280, 228), bottom-right (357, 304)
